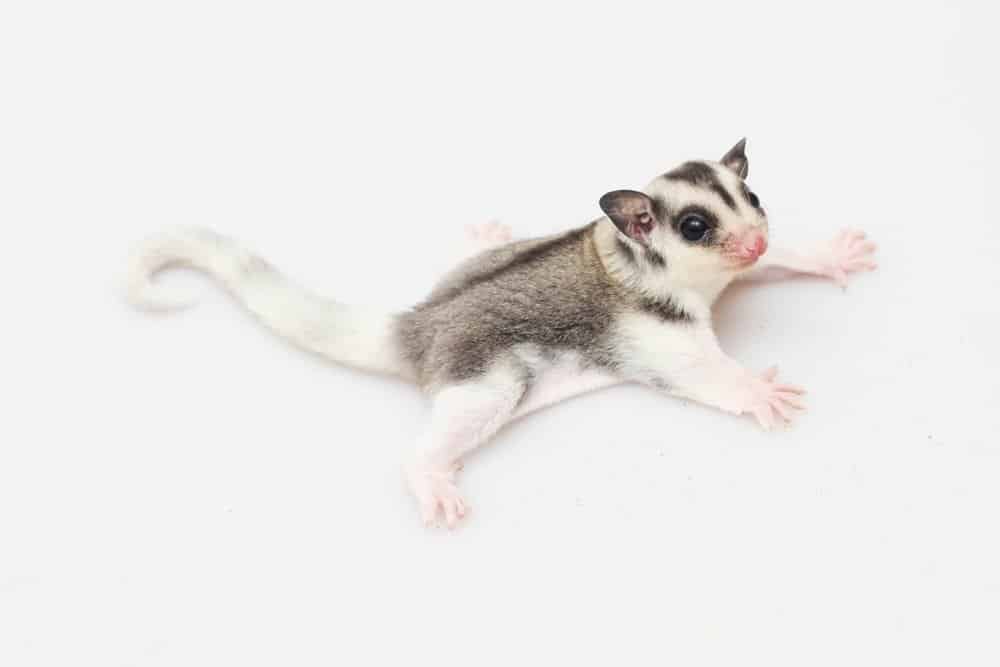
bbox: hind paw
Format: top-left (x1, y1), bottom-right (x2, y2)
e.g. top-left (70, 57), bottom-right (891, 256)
top-left (405, 462), bottom-right (468, 529)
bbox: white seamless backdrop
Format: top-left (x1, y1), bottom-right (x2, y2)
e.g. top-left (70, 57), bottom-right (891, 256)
top-left (1, 1), bottom-right (997, 666)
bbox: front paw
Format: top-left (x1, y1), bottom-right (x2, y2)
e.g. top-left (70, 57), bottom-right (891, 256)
top-left (743, 366), bottom-right (806, 431)
top-left (818, 229), bottom-right (878, 287)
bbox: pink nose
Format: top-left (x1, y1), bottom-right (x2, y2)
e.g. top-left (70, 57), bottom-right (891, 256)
top-left (752, 234), bottom-right (768, 257)
top-left (739, 232), bottom-right (768, 260)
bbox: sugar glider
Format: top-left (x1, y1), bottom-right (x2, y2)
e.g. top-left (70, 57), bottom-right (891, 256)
top-left (125, 139), bottom-right (878, 527)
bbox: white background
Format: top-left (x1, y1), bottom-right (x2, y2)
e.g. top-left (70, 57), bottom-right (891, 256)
top-left (2, 1), bottom-right (998, 665)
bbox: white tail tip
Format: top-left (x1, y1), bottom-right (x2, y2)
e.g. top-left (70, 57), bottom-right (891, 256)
top-left (123, 277), bottom-right (200, 311)
top-left (123, 236), bottom-right (203, 311)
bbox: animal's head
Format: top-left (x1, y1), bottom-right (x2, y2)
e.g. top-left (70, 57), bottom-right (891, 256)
top-left (600, 139), bottom-right (768, 278)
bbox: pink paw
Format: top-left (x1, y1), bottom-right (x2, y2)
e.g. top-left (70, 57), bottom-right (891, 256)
top-left (819, 229), bottom-right (878, 287)
top-left (405, 462), bottom-right (468, 529)
top-left (743, 366), bottom-right (807, 431)
top-left (464, 220), bottom-right (513, 247)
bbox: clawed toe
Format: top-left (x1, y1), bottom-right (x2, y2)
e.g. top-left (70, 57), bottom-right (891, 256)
top-left (406, 463), bottom-right (470, 529)
top-left (747, 368), bottom-right (808, 430)
top-left (824, 229), bottom-right (879, 287)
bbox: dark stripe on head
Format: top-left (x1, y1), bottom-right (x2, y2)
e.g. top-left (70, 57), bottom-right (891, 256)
top-left (708, 183), bottom-right (736, 211)
top-left (650, 194), bottom-right (669, 222)
top-left (664, 162), bottom-right (737, 211)
top-left (638, 296), bottom-right (692, 322)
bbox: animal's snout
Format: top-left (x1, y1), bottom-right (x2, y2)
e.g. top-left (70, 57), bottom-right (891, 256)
top-left (731, 230), bottom-right (768, 261)
top-left (749, 233), bottom-right (768, 259)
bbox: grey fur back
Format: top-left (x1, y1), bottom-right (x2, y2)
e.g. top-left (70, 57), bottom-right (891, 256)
top-left (395, 222), bottom-right (626, 388)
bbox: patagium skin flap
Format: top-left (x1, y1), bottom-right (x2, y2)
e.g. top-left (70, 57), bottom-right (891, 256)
top-left (124, 139), bottom-right (878, 528)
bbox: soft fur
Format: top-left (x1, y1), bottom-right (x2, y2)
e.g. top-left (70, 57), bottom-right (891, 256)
top-left (125, 140), bottom-right (878, 528)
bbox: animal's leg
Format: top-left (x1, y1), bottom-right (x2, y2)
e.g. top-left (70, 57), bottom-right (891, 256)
top-left (620, 320), bottom-right (806, 431)
top-left (512, 365), bottom-right (621, 420)
top-left (667, 359), bottom-right (807, 431)
top-left (740, 229), bottom-right (877, 287)
top-left (405, 364), bottom-right (526, 528)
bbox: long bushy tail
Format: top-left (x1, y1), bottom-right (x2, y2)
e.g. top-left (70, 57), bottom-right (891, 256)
top-left (124, 227), bottom-right (414, 381)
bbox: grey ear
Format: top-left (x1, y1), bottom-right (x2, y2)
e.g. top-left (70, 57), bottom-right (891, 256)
top-left (721, 138), bottom-right (749, 179)
top-left (599, 190), bottom-right (657, 243)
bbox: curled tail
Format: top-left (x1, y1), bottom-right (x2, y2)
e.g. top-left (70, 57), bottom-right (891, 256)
top-left (124, 227), bottom-right (414, 381)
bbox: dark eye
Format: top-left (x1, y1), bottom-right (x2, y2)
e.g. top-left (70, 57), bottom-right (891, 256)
top-left (747, 190), bottom-right (760, 208)
top-left (679, 214), bottom-right (708, 241)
